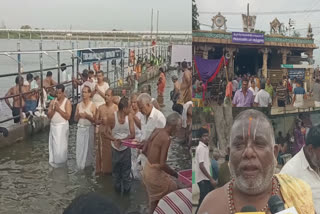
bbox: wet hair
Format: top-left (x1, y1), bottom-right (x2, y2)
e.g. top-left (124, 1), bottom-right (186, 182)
top-left (306, 124), bottom-right (320, 148)
top-left (172, 103), bottom-right (183, 115)
top-left (130, 92), bottom-right (140, 100)
top-left (159, 67), bottom-right (164, 73)
top-left (88, 70), bottom-right (94, 75)
top-left (260, 82), bottom-right (266, 89)
top-left (137, 93), bottom-right (152, 105)
top-left (56, 84), bottom-right (65, 92)
top-left (182, 61), bottom-right (188, 69)
top-left (61, 63), bottom-right (66, 70)
top-left (199, 127), bottom-right (209, 138)
top-left (26, 73), bottom-right (33, 81)
top-left (171, 75), bottom-right (178, 81)
top-left (96, 70), bottom-right (104, 76)
top-left (82, 70), bottom-right (89, 79)
top-left (63, 192), bottom-right (121, 214)
top-left (166, 112), bottom-right (181, 127)
top-left (15, 75), bottom-right (23, 84)
top-left (105, 88), bottom-right (113, 96)
top-left (82, 85), bottom-right (91, 93)
top-left (46, 71), bottom-right (53, 77)
top-left (118, 97), bottom-right (129, 111)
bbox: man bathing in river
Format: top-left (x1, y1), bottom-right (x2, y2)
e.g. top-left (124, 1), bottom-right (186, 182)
top-left (142, 112), bottom-right (181, 214)
top-left (95, 88), bottom-right (118, 174)
top-left (47, 84), bottom-right (72, 168)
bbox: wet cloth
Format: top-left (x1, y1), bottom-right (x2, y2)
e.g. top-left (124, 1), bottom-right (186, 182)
top-left (142, 160), bottom-right (177, 205)
top-left (12, 107), bottom-right (21, 123)
top-left (182, 101), bottom-right (192, 128)
top-left (112, 147), bottom-right (132, 192)
top-left (154, 188), bottom-right (192, 214)
top-left (275, 174), bottom-right (315, 214)
top-left (49, 122), bottom-right (69, 168)
top-left (76, 102), bottom-right (95, 170)
top-left (49, 98), bottom-right (69, 168)
top-left (25, 100), bottom-right (37, 112)
top-left (96, 130), bottom-right (112, 174)
top-left (76, 125), bottom-right (94, 170)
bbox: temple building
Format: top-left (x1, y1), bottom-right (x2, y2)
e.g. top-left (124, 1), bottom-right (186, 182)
top-left (193, 13), bottom-right (318, 90)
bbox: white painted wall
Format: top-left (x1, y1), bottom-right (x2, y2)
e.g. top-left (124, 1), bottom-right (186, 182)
top-left (171, 45), bottom-right (192, 66)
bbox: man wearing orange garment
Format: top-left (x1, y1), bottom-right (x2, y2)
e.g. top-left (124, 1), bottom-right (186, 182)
top-left (198, 109), bottom-right (315, 214)
top-left (157, 67), bottom-right (166, 106)
top-left (95, 88), bottom-right (118, 175)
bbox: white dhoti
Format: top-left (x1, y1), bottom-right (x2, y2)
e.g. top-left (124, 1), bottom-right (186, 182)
top-left (76, 125), bottom-right (94, 170)
top-left (49, 122), bottom-right (69, 168)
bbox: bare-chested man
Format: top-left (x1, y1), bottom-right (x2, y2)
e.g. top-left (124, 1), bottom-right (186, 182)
top-left (43, 71), bottom-right (57, 99)
top-left (142, 112), bottom-right (182, 214)
top-left (5, 76), bottom-right (28, 123)
top-left (24, 73), bottom-right (39, 113)
top-left (178, 62), bottom-right (192, 104)
top-left (92, 71), bottom-right (109, 108)
top-left (95, 88), bottom-right (118, 174)
top-left (198, 109), bottom-right (315, 214)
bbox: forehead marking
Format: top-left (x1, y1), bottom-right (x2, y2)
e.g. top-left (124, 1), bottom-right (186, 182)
top-left (248, 117), bottom-right (252, 137)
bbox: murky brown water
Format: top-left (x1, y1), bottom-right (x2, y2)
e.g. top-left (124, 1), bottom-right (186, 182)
top-left (0, 70), bottom-right (191, 214)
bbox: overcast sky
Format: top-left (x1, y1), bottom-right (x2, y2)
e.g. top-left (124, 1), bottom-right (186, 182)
top-left (195, 0), bottom-right (320, 64)
top-left (0, 0), bottom-right (191, 31)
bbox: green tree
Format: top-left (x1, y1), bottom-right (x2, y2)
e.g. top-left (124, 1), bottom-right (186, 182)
top-left (192, 0), bottom-right (200, 30)
top-left (254, 29), bottom-right (266, 35)
top-left (20, 25), bottom-right (32, 29)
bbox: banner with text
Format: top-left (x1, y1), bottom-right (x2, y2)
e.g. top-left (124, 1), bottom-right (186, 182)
top-left (232, 32), bottom-right (264, 44)
top-left (77, 48), bottom-right (122, 64)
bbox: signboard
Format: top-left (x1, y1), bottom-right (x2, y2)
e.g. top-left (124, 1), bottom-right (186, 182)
top-left (288, 68), bottom-right (305, 80)
top-left (77, 48), bottom-right (122, 63)
top-left (281, 64), bottom-right (313, 69)
top-left (232, 32), bottom-right (264, 44)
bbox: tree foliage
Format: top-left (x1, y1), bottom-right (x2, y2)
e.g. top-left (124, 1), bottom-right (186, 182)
top-left (192, 0), bottom-right (200, 30)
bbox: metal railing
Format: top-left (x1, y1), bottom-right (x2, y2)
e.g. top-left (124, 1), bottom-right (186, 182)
top-left (0, 40), bottom-right (171, 125)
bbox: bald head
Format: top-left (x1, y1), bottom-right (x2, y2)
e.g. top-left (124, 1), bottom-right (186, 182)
top-left (230, 109), bottom-right (275, 146)
top-left (166, 112), bottom-right (182, 136)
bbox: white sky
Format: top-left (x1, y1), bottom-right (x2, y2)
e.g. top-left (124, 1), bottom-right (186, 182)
top-left (0, 0), bottom-right (191, 31)
top-left (195, 0), bottom-right (320, 65)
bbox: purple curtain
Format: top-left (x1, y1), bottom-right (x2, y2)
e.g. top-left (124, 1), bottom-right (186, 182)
top-left (194, 56), bottom-right (224, 83)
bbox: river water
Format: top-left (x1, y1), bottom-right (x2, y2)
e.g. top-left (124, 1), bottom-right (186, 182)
top-left (0, 66), bottom-right (191, 213)
top-left (0, 39), bottom-right (164, 124)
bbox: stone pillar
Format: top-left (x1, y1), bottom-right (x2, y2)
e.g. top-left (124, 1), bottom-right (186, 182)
top-left (259, 48), bottom-right (271, 78)
top-left (279, 48), bottom-right (291, 77)
top-left (306, 50), bottom-right (314, 92)
top-left (202, 45), bottom-right (209, 59)
top-left (225, 47), bottom-right (237, 78)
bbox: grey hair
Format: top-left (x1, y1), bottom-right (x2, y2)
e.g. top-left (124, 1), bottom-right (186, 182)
top-left (231, 109), bottom-right (275, 145)
top-left (137, 93), bottom-right (152, 105)
top-left (166, 112), bottom-right (181, 127)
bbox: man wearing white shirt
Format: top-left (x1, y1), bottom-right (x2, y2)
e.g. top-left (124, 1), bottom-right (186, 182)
top-left (249, 80), bottom-right (259, 97)
top-left (280, 124), bottom-right (320, 214)
top-left (60, 63), bottom-right (72, 98)
top-left (254, 82), bottom-right (272, 107)
top-left (137, 93), bottom-right (166, 169)
top-left (195, 128), bottom-right (216, 213)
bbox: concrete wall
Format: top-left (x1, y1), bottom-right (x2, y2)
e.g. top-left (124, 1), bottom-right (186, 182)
top-left (0, 116), bottom-right (50, 148)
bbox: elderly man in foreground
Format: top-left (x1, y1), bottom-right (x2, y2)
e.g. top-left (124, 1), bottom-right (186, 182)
top-left (198, 109), bottom-right (315, 214)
